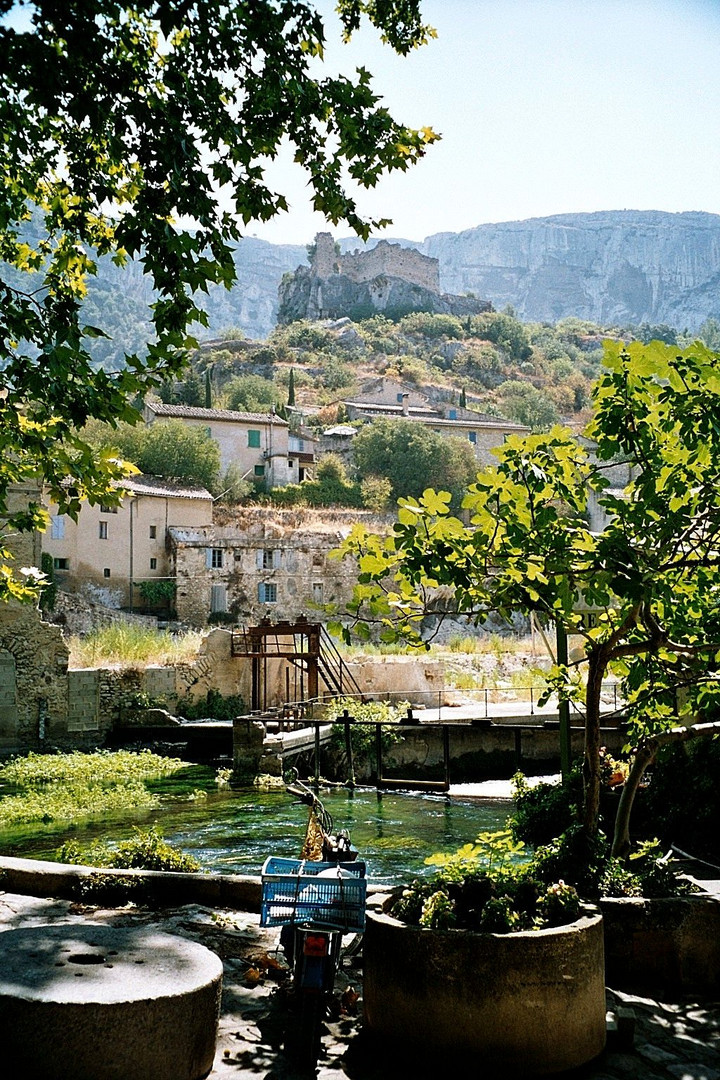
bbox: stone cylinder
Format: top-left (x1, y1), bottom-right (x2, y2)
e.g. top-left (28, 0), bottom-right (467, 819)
top-left (0, 924), bottom-right (223, 1080)
top-left (363, 902), bottom-right (606, 1074)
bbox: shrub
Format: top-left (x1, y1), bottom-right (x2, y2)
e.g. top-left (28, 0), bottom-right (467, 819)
top-left (177, 689), bottom-right (245, 722)
top-left (59, 825), bottom-right (200, 873)
top-left (391, 829), bottom-right (580, 934)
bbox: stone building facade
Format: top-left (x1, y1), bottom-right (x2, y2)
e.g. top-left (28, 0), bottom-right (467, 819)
top-left (144, 402), bottom-right (291, 489)
top-left (278, 232), bottom-right (493, 323)
top-left (339, 378), bottom-right (529, 466)
top-left (42, 476), bottom-right (213, 609)
top-left (316, 233), bottom-right (440, 292)
top-left (168, 508), bottom-right (385, 627)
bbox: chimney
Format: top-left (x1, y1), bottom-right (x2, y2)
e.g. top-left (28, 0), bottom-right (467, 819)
top-left (401, 393), bottom-right (409, 417)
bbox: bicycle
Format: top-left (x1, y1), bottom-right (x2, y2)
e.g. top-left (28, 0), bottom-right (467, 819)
top-left (260, 772), bottom-right (367, 1070)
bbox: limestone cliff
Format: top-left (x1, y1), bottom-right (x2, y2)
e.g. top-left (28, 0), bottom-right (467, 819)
top-left (420, 210), bottom-right (720, 330)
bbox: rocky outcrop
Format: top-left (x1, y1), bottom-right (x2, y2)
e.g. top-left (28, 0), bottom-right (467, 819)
top-left (420, 210), bottom-right (720, 330)
top-left (277, 232), bottom-right (492, 323)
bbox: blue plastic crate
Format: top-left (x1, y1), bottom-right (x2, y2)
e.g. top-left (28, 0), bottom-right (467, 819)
top-left (260, 857), bottom-right (367, 931)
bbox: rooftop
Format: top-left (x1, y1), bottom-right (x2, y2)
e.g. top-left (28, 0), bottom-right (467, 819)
top-left (122, 475), bottom-right (213, 501)
top-left (147, 403), bottom-right (289, 426)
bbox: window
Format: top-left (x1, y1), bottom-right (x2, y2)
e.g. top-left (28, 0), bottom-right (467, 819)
top-left (288, 459), bottom-right (295, 469)
top-left (150, 558), bottom-right (157, 570)
top-left (248, 429), bottom-right (261, 448)
top-left (210, 584), bottom-right (227, 613)
top-left (257, 549), bottom-right (281, 570)
top-left (53, 557), bottom-right (69, 571)
top-left (50, 515), bottom-right (65, 540)
top-left (468, 431), bottom-right (477, 444)
top-left (103, 568), bottom-right (111, 578)
top-left (448, 408), bottom-right (457, 420)
top-left (312, 582), bottom-right (324, 603)
top-left (254, 464), bottom-right (265, 477)
top-left (396, 393), bottom-right (404, 403)
top-left (206, 547), bottom-right (223, 569)
top-left (149, 525), bottom-right (157, 539)
top-left (100, 504), bottom-right (118, 514)
top-left (258, 582), bottom-right (277, 603)
top-left (99, 521), bottom-right (108, 539)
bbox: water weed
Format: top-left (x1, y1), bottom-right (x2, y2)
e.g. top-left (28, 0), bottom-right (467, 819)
top-left (0, 750), bottom-right (194, 828)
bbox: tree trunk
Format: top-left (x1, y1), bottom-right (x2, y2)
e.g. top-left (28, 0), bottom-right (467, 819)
top-left (610, 719), bottom-right (720, 858)
top-left (582, 648), bottom-right (606, 837)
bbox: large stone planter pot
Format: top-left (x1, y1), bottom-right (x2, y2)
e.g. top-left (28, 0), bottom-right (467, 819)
top-left (363, 900), bottom-right (606, 1074)
top-left (600, 893), bottom-right (720, 994)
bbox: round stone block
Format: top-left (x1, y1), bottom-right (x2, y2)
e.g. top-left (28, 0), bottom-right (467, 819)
top-left (0, 924), bottom-right (223, 1080)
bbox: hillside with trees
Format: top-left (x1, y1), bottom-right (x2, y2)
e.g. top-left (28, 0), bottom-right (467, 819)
top-left (107, 309), bottom-right (719, 511)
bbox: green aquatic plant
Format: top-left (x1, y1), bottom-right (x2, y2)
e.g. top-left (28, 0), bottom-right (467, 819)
top-left (0, 750), bottom-right (193, 828)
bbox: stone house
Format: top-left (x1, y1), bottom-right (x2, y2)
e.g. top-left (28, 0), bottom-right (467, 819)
top-left (340, 378), bottom-right (528, 466)
top-left (168, 508), bottom-right (382, 627)
top-left (144, 401), bottom-right (291, 489)
top-left (42, 475), bottom-right (213, 609)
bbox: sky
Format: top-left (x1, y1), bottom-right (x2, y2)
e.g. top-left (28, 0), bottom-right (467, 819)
top-left (4, 0), bottom-right (720, 246)
top-left (251, 0), bottom-right (720, 245)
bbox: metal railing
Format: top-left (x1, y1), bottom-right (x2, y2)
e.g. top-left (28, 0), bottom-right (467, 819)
top-left (280, 680), bottom-right (623, 725)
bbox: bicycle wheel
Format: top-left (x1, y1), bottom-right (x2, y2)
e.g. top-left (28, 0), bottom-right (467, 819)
top-left (286, 989), bottom-right (326, 1070)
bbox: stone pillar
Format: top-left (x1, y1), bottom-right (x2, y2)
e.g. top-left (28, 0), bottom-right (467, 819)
top-left (232, 718), bottom-right (266, 782)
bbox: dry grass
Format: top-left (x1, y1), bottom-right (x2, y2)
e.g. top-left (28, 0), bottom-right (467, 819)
top-left (68, 624), bottom-right (204, 669)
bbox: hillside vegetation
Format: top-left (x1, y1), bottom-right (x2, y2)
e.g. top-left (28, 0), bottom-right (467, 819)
top-left (85, 311), bottom-right (720, 510)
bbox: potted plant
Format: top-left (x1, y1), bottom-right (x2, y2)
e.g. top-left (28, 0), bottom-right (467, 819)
top-left (363, 830), bottom-right (606, 1074)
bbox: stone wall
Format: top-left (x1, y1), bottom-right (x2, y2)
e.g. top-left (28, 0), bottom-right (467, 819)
top-left (339, 240), bottom-right (440, 292)
top-left (170, 507), bottom-right (386, 628)
top-left (0, 610), bottom-right (253, 754)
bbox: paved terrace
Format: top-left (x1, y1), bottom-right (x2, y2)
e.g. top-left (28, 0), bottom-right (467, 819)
top-left (0, 880), bottom-right (717, 1080)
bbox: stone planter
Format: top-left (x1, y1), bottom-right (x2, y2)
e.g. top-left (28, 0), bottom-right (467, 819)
top-left (363, 899), bottom-right (606, 1075)
top-left (601, 893), bottom-right (720, 994)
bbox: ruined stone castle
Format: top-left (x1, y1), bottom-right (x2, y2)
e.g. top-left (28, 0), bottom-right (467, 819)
top-left (277, 232), bottom-right (492, 323)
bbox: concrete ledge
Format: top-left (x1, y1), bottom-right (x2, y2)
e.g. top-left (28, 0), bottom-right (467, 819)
top-left (0, 855), bottom-right (262, 912)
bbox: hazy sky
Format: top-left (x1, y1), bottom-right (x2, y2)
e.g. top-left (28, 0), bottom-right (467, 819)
top-left (5, 1), bottom-right (719, 245)
top-left (253, 0), bottom-right (720, 244)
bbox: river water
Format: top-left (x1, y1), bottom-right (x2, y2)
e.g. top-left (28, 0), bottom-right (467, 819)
top-left (0, 767), bottom-right (513, 887)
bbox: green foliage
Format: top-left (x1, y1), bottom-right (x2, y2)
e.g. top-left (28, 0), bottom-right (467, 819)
top-left (177, 689), bottom-right (245, 722)
top-left (496, 380), bottom-right (560, 431)
top-left (0, 750), bottom-right (192, 827)
top-left (528, 826), bottom-right (694, 900)
top-left (353, 418), bottom-right (477, 507)
top-left (397, 312), bottom-right (464, 339)
top-left (340, 341), bottom-right (720, 852)
top-left (392, 828), bottom-right (580, 933)
top-left (268, 456), bottom-right (364, 508)
top-left (468, 312), bottom-right (533, 361)
top-left (224, 374), bottom-right (282, 413)
top-left (85, 418), bottom-right (221, 492)
top-left (360, 474), bottom-right (393, 512)
top-left (511, 770), bottom-right (582, 847)
top-left (59, 825), bottom-right (200, 874)
top-left (325, 697), bottom-right (406, 766)
top-left (138, 579), bottom-right (176, 609)
top-left (0, 0), bottom-right (436, 602)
